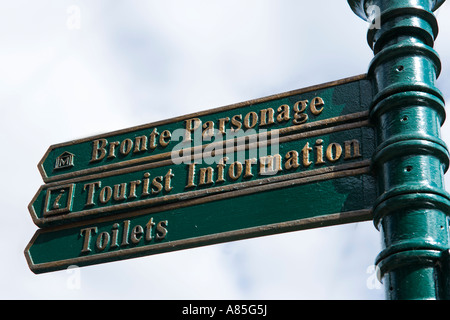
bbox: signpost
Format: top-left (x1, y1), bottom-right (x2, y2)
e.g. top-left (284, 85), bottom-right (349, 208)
top-left (349, 0), bottom-right (450, 300)
top-left (26, 75), bottom-right (377, 273)
top-left (25, 1), bottom-right (450, 300)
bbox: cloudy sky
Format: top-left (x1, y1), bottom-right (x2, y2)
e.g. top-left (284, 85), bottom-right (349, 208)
top-left (2, 1), bottom-right (450, 300)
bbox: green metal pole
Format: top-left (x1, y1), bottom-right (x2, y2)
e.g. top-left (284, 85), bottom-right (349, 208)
top-left (348, 0), bottom-right (450, 299)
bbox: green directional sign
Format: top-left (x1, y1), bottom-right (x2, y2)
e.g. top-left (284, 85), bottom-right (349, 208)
top-left (37, 75), bottom-right (371, 183)
top-left (26, 74), bottom-right (377, 274)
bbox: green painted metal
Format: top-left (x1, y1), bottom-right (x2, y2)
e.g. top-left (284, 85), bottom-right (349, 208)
top-left (25, 75), bottom-right (378, 274)
top-left (348, 0), bottom-right (450, 299)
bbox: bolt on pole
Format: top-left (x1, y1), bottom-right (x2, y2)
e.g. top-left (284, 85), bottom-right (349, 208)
top-left (348, 0), bottom-right (450, 300)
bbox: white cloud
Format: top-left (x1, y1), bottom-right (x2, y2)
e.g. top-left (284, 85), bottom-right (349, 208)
top-left (2, 0), bottom-right (450, 300)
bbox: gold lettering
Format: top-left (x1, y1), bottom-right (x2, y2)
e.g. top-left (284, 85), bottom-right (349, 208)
top-left (83, 181), bottom-right (101, 207)
top-left (216, 157), bottom-right (229, 183)
top-left (244, 112), bottom-right (258, 129)
top-left (134, 135), bottom-right (148, 153)
top-left (99, 186), bottom-right (112, 204)
top-left (80, 219), bottom-right (169, 255)
top-left (119, 138), bottom-right (133, 156)
top-left (185, 163), bottom-right (196, 188)
top-left (244, 158), bottom-right (257, 178)
top-left (152, 176), bottom-right (163, 194)
top-left (184, 118), bottom-right (201, 142)
top-left (228, 161), bottom-right (243, 180)
top-left (310, 97), bottom-right (325, 115)
top-left (111, 223), bottom-right (120, 248)
top-left (128, 180), bottom-right (142, 199)
top-left (121, 220), bottom-right (130, 246)
top-left (231, 114), bottom-right (242, 132)
top-left (344, 139), bottom-right (362, 159)
top-left (88, 97), bottom-right (328, 166)
top-left (285, 151), bottom-right (300, 170)
top-left (52, 189), bottom-right (65, 210)
top-left (293, 100), bottom-right (308, 125)
top-left (142, 172), bottom-right (151, 196)
top-left (149, 128), bottom-right (159, 150)
top-left (260, 108), bottom-right (275, 126)
top-left (277, 104), bottom-right (291, 123)
top-left (130, 225), bottom-right (144, 244)
top-left (96, 232), bottom-right (110, 251)
top-left (113, 183), bottom-right (127, 201)
top-left (107, 141), bottom-right (120, 159)
top-left (218, 117), bottom-right (230, 135)
top-left (145, 218), bottom-right (155, 241)
top-left (259, 154), bottom-right (282, 175)
top-left (80, 227), bottom-right (97, 253)
top-left (199, 167), bottom-right (214, 186)
top-left (156, 220), bottom-right (168, 240)
top-left (90, 139), bottom-right (108, 162)
top-left (326, 142), bottom-right (343, 162)
top-left (159, 130), bottom-right (171, 148)
top-left (164, 169), bottom-right (175, 192)
top-left (202, 121), bottom-right (215, 139)
top-left (301, 142), bottom-right (313, 167)
top-left (315, 139), bottom-right (325, 165)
